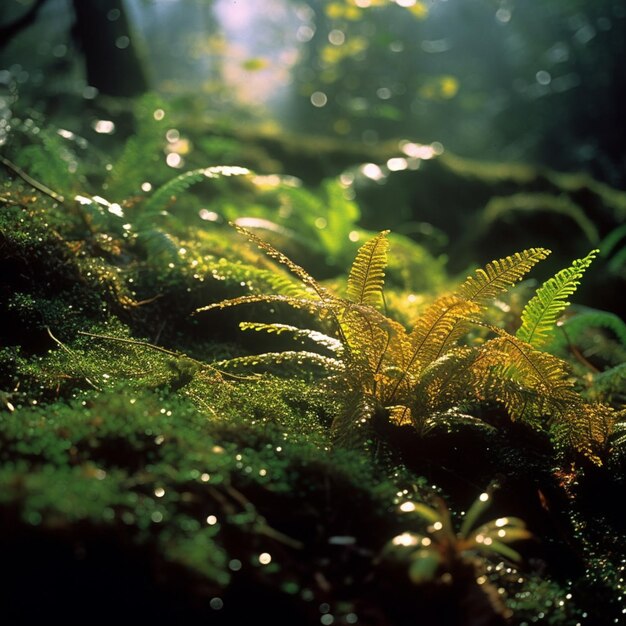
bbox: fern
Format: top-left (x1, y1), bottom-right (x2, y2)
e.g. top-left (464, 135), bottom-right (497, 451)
top-left (550, 402), bottom-right (615, 466)
top-left (401, 248), bottom-right (548, 377)
top-left (198, 228), bottom-right (612, 464)
top-left (517, 250), bottom-right (598, 348)
top-left (588, 363), bottom-right (626, 405)
top-left (105, 94), bottom-right (169, 199)
top-left (330, 389), bottom-right (378, 447)
top-left (239, 322), bottom-right (343, 353)
top-left (551, 309), bottom-right (626, 350)
top-left (477, 331), bottom-right (577, 421)
top-left (143, 166), bottom-right (250, 214)
top-left (11, 128), bottom-right (77, 196)
top-left (232, 224), bottom-right (332, 302)
top-left (212, 351), bottom-right (345, 375)
top-left (346, 230), bottom-right (390, 310)
top-left (456, 248), bottom-right (550, 305)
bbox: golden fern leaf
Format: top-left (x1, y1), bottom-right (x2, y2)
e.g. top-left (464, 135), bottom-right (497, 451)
top-left (346, 230), bottom-right (390, 310)
top-left (456, 248), bottom-right (550, 305)
top-left (337, 302), bottom-right (408, 377)
top-left (195, 293), bottom-right (330, 319)
top-left (239, 322), bottom-right (343, 352)
top-left (405, 295), bottom-right (481, 374)
top-left (233, 223), bottom-right (331, 301)
top-left (415, 248), bottom-right (550, 362)
top-left (212, 351), bottom-right (345, 374)
top-left (473, 331), bottom-right (577, 425)
top-left (516, 249), bottom-right (598, 348)
top-left (331, 390), bottom-right (378, 448)
top-left (486, 334), bottom-right (573, 395)
top-left (413, 347), bottom-right (476, 417)
top-left (550, 402), bottom-right (614, 465)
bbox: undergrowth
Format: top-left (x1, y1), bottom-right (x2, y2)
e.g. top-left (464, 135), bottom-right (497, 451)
top-left (0, 99), bottom-right (624, 625)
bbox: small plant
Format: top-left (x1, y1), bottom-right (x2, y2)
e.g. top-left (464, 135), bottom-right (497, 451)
top-left (382, 484), bottom-right (531, 585)
top-left (198, 227), bottom-right (615, 464)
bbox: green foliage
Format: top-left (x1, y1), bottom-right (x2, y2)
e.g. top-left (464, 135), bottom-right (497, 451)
top-left (600, 224), bottom-right (626, 275)
top-left (200, 228), bottom-right (614, 464)
top-left (142, 165), bottom-right (251, 215)
top-left (481, 194), bottom-right (600, 246)
top-left (346, 229), bottom-right (390, 309)
top-left (548, 308), bottom-right (626, 358)
top-left (384, 485), bottom-right (531, 585)
top-left (105, 94), bottom-right (171, 199)
top-left (517, 250), bottom-right (598, 348)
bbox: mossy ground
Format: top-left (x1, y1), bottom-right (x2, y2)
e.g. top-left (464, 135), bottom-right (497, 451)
top-left (1, 120), bottom-right (625, 626)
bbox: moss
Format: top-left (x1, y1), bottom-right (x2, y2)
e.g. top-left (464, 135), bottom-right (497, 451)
top-left (1, 117), bottom-right (625, 625)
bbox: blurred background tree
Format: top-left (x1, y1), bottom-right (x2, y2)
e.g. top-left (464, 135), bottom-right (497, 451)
top-left (1, 0), bottom-right (624, 186)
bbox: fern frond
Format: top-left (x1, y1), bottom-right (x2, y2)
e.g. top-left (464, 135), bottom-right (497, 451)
top-left (412, 348), bottom-right (476, 418)
top-left (143, 169), bottom-right (204, 213)
top-left (331, 390), bottom-right (378, 448)
top-left (517, 250), bottom-right (598, 348)
top-left (144, 166), bottom-right (251, 213)
top-left (212, 351), bottom-right (345, 374)
top-left (338, 302), bottom-right (407, 375)
top-left (406, 296), bottom-right (481, 372)
top-left (239, 322), bottom-right (343, 353)
top-left (346, 230), bottom-right (390, 310)
top-left (457, 248), bottom-right (550, 305)
top-left (234, 224), bottom-right (331, 301)
top-left (588, 363), bottom-right (626, 405)
top-left (552, 309), bottom-right (626, 350)
top-left (476, 331), bottom-right (576, 422)
top-left (195, 294), bottom-right (326, 317)
top-left (208, 260), bottom-right (312, 299)
top-left (550, 402), bottom-right (614, 465)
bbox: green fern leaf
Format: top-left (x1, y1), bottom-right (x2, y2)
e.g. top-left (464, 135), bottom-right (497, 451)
top-left (346, 230), bottom-right (390, 310)
top-left (551, 309), bottom-right (626, 350)
top-left (517, 250), bottom-right (598, 348)
top-left (144, 166), bottom-right (250, 214)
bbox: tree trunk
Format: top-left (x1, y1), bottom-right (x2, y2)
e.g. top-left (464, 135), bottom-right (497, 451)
top-left (71, 0), bottom-right (149, 97)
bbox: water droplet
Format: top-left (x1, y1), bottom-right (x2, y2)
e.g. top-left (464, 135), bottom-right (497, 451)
top-left (93, 119), bottom-right (115, 134)
top-left (229, 559), bottom-right (242, 571)
top-left (311, 91), bottom-right (328, 107)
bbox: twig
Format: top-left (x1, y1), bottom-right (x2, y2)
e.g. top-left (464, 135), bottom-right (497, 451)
top-left (0, 155), bottom-right (65, 204)
top-left (46, 327), bottom-right (100, 390)
top-left (78, 330), bottom-right (186, 359)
